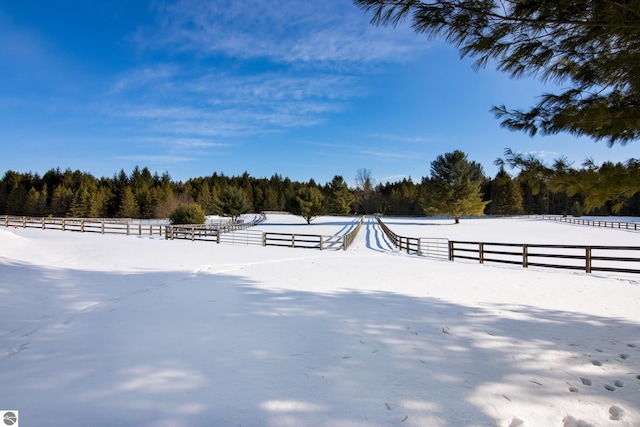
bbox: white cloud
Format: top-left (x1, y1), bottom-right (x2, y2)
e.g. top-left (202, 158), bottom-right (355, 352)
top-left (122, 136), bottom-right (230, 149)
top-left (105, 0), bottom-right (427, 148)
top-left (109, 65), bottom-right (179, 94)
top-left (359, 149), bottom-right (420, 160)
top-left (369, 133), bottom-right (434, 144)
top-left (135, 0), bottom-right (423, 64)
top-left (116, 154), bottom-right (194, 163)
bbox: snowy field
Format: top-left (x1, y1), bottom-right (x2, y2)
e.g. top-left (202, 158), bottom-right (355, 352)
top-left (1, 215), bottom-right (639, 427)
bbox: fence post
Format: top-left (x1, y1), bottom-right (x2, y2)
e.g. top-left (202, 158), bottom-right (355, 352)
top-left (22, 217), bottom-right (26, 228)
top-left (101, 221), bottom-right (105, 234)
top-left (586, 246), bottom-right (592, 273)
top-left (138, 224), bottom-right (142, 236)
top-left (191, 227), bottom-right (195, 241)
top-left (41, 218), bottom-right (45, 230)
top-left (81, 220), bottom-right (85, 232)
top-left (62, 219), bottom-right (66, 231)
top-left (126, 223), bottom-right (130, 235)
top-left (448, 241), bottom-right (454, 261)
top-left (292, 234), bottom-right (295, 248)
top-left (523, 245), bottom-right (528, 268)
top-left (320, 236), bottom-right (324, 251)
top-left (479, 243), bottom-right (484, 264)
top-left (262, 233), bottom-right (267, 247)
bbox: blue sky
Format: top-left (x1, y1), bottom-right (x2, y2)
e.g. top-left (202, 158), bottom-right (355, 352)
top-left (1, 0), bottom-right (637, 186)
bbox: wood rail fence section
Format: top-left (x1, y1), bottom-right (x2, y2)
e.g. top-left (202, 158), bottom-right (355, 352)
top-left (166, 215), bottom-right (365, 251)
top-left (3, 216), bottom-right (167, 236)
top-left (3, 214), bottom-right (364, 251)
top-left (375, 215), bottom-right (640, 274)
top-left (537, 215), bottom-right (640, 230)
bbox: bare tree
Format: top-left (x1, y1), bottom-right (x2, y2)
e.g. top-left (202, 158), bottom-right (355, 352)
top-left (354, 168), bottom-right (379, 214)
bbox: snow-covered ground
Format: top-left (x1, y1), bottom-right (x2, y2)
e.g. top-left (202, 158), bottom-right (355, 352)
top-left (0, 215), bottom-right (638, 427)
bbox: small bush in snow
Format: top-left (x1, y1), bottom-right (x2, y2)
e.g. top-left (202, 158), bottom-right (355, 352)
top-left (169, 203), bottom-right (206, 224)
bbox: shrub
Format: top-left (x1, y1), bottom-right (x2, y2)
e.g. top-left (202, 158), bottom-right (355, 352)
top-left (169, 203), bottom-right (206, 224)
top-left (571, 201), bottom-right (585, 217)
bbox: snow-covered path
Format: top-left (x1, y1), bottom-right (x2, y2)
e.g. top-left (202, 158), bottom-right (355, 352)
top-left (349, 215), bottom-right (395, 253)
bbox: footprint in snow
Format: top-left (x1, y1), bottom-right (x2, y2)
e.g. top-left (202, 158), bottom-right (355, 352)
top-left (604, 384), bottom-right (616, 392)
top-left (609, 405), bottom-right (624, 421)
top-left (591, 359), bottom-right (603, 366)
top-left (580, 377), bottom-right (592, 386)
top-left (563, 415), bottom-right (595, 427)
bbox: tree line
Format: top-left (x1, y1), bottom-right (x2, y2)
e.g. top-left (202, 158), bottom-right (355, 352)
top-left (1, 150), bottom-right (639, 222)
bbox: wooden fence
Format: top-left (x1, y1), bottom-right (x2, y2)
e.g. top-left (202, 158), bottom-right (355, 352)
top-left (449, 241), bottom-right (640, 274)
top-left (263, 232), bottom-right (343, 250)
top-left (3, 216), bottom-right (166, 236)
top-left (165, 214), bottom-right (266, 242)
top-left (167, 215), bottom-right (364, 251)
top-left (3, 214), bottom-right (365, 251)
top-left (538, 215), bottom-right (640, 230)
top-left (375, 216), bottom-right (640, 274)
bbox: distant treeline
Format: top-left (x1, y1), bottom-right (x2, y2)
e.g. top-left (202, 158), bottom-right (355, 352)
top-left (2, 151), bottom-right (639, 219)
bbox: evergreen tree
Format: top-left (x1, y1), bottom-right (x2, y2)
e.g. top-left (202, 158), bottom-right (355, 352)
top-left (327, 175), bottom-right (354, 215)
top-left (486, 168), bottom-right (524, 215)
top-left (6, 186), bottom-right (27, 215)
top-left (216, 186), bottom-right (252, 222)
top-left (197, 181), bottom-right (217, 214)
top-left (50, 185), bottom-right (74, 217)
top-left (551, 159), bottom-right (640, 214)
top-left (69, 185), bottom-right (91, 218)
top-left (499, 148), bottom-right (554, 214)
top-left (24, 187), bottom-right (42, 217)
top-left (117, 187), bottom-right (141, 218)
top-left (423, 150), bottom-right (488, 223)
top-left (0, 181), bottom-right (7, 215)
top-left (355, 0), bottom-right (640, 145)
top-left (289, 187), bottom-right (326, 224)
top-left (39, 183), bottom-right (49, 216)
top-left (136, 187), bottom-right (154, 218)
top-left (382, 178), bottom-right (421, 215)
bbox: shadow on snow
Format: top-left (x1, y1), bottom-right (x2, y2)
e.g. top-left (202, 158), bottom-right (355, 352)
top-left (0, 260), bottom-right (638, 426)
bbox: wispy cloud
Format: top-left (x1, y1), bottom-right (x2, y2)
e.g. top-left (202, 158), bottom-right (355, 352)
top-left (369, 133), bottom-right (434, 144)
top-left (122, 136), bottom-right (231, 149)
top-left (116, 154), bottom-right (195, 163)
top-left (134, 0), bottom-right (422, 65)
top-left (107, 71), bottom-right (355, 138)
top-left (103, 0), bottom-right (427, 153)
top-left (108, 65), bottom-right (179, 94)
top-left (359, 149), bottom-right (422, 160)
